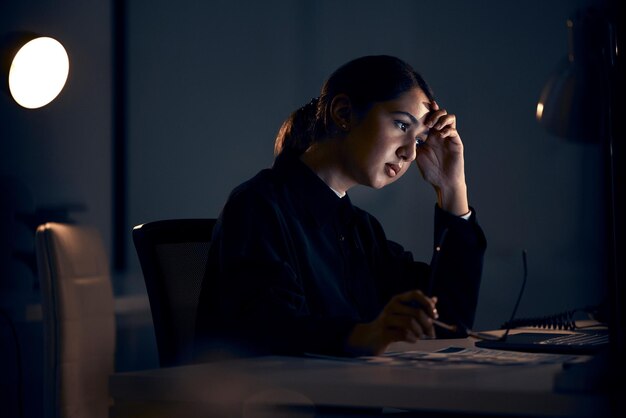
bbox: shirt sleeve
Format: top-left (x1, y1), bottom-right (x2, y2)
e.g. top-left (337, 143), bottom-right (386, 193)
top-left (430, 204), bottom-right (486, 334)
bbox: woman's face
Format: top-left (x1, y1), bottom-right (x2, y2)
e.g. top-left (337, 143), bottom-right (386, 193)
top-left (340, 88), bottom-right (431, 189)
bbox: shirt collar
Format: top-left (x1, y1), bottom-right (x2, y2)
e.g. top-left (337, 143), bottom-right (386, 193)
top-left (272, 152), bottom-right (355, 226)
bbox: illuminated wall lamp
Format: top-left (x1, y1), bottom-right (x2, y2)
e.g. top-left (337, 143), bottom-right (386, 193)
top-left (4, 35), bottom-right (69, 109)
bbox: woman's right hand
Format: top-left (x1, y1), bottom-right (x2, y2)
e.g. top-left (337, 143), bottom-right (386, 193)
top-left (414, 101), bottom-right (469, 216)
top-left (344, 289), bottom-right (438, 356)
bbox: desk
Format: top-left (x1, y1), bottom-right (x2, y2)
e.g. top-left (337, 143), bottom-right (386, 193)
top-left (109, 334), bottom-right (613, 418)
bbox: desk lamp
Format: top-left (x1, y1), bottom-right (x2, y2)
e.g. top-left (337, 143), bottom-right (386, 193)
top-left (537, 7), bottom-right (625, 383)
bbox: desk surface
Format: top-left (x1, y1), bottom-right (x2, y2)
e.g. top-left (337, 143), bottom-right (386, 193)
top-left (109, 334), bottom-right (614, 418)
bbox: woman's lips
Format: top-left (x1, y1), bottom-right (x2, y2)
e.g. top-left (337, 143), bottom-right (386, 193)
top-left (385, 163), bottom-right (401, 177)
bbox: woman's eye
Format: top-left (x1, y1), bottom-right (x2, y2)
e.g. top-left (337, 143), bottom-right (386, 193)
top-left (394, 121), bottom-right (409, 132)
top-left (415, 137), bottom-right (425, 147)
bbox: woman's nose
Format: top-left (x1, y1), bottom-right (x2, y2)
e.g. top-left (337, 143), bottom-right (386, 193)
top-left (397, 140), bottom-right (417, 162)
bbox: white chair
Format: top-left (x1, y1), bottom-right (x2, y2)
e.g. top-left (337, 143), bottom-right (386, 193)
top-left (36, 223), bottom-right (115, 418)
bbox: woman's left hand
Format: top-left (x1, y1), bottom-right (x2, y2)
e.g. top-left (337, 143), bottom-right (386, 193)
top-left (415, 101), bottom-right (469, 216)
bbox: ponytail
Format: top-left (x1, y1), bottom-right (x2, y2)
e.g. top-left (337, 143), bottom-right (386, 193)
top-left (274, 97), bottom-right (320, 157)
top-left (274, 56), bottom-right (434, 158)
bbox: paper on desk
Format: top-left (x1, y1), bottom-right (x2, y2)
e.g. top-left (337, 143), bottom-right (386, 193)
top-left (368, 346), bottom-right (585, 367)
top-left (306, 347), bottom-right (585, 368)
top-left (307, 346), bottom-right (589, 369)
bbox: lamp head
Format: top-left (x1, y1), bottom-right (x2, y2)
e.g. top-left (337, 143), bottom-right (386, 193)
top-left (536, 9), bottom-right (612, 142)
top-left (1, 32), bottom-right (70, 109)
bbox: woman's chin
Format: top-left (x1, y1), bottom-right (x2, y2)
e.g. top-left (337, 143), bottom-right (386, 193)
top-left (370, 177), bottom-right (394, 189)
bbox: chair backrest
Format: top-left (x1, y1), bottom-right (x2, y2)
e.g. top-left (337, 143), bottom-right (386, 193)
top-left (35, 222), bottom-right (115, 418)
top-left (132, 218), bottom-right (215, 367)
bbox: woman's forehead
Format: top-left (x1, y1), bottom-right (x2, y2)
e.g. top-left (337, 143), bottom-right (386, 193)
top-left (383, 89), bottom-right (431, 120)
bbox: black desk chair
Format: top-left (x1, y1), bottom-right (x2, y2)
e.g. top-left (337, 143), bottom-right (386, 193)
top-left (132, 219), bottom-right (216, 367)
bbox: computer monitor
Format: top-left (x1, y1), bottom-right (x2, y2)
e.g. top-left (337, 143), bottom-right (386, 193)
top-left (536, 3), bottom-right (624, 381)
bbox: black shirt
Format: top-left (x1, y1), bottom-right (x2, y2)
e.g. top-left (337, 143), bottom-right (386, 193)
top-left (194, 152), bottom-right (486, 358)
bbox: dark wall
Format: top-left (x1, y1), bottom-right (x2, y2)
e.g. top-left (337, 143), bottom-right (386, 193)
top-left (1, 2), bottom-right (113, 418)
top-left (1, 0), bottom-right (113, 275)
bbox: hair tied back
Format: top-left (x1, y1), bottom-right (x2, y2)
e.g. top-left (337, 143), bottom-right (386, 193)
top-left (302, 96), bottom-right (320, 112)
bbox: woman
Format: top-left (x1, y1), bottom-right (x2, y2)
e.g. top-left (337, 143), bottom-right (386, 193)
top-left (194, 55), bottom-right (486, 359)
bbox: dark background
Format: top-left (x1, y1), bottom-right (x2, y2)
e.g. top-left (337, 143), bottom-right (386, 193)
top-left (0, 1), bottom-right (613, 417)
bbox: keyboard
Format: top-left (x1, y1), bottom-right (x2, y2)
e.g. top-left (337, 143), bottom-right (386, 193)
top-left (475, 330), bottom-right (609, 355)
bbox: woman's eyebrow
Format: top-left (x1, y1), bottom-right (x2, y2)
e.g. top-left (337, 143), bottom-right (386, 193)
top-left (391, 111), bottom-right (418, 124)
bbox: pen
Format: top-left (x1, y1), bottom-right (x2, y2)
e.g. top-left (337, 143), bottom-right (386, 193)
top-left (432, 319), bottom-right (457, 333)
top-left (433, 319), bottom-right (501, 341)
top-left (409, 303), bottom-right (491, 340)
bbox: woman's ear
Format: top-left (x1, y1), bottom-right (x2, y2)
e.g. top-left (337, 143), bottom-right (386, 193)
top-left (329, 94), bottom-right (352, 132)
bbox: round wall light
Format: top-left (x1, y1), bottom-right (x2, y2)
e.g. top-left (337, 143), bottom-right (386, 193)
top-left (8, 36), bottom-right (69, 109)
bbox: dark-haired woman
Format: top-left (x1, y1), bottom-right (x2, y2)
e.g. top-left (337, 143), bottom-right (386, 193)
top-left (194, 55), bottom-right (486, 359)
